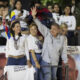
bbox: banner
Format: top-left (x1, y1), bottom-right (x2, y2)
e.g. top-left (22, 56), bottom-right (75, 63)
top-left (4, 66), bottom-right (35, 80)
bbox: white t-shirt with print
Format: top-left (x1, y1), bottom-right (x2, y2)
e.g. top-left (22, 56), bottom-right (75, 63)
top-left (59, 15), bottom-right (76, 31)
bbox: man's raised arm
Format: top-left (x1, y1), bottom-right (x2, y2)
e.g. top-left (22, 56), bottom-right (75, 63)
top-left (31, 7), bottom-right (49, 37)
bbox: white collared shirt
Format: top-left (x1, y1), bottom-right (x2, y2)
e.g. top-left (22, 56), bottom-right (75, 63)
top-left (27, 34), bottom-right (42, 53)
top-left (6, 34), bottom-right (30, 60)
top-left (59, 15), bottom-right (76, 31)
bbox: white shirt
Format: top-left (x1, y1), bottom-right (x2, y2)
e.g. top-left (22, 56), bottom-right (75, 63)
top-left (52, 13), bottom-right (60, 24)
top-left (12, 9), bottom-right (29, 28)
top-left (59, 15), bottom-right (76, 31)
top-left (6, 34), bottom-right (30, 60)
top-left (27, 34), bottom-right (42, 53)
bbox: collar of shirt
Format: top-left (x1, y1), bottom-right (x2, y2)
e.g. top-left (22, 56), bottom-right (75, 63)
top-left (29, 34), bottom-right (38, 40)
top-left (53, 13), bottom-right (59, 16)
top-left (51, 34), bottom-right (60, 40)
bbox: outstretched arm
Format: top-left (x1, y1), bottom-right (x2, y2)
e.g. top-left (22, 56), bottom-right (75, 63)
top-left (31, 7), bottom-right (49, 37)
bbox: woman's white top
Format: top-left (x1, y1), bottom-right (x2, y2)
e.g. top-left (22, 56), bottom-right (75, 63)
top-left (6, 34), bottom-right (30, 60)
top-left (27, 34), bottom-right (42, 53)
top-left (52, 13), bottom-right (60, 24)
top-left (59, 15), bottom-right (76, 31)
top-left (12, 9), bottom-right (29, 29)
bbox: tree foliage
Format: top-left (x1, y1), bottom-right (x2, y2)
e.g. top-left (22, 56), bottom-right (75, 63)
top-left (76, 0), bottom-right (80, 26)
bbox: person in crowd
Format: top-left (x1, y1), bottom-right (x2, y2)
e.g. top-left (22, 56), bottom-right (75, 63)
top-left (60, 23), bottom-right (68, 45)
top-left (59, 5), bottom-right (76, 31)
top-left (9, 0), bottom-right (16, 17)
top-left (6, 20), bottom-right (31, 66)
top-left (5, 19), bottom-right (31, 66)
top-left (0, 5), bottom-right (4, 17)
top-left (71, 0), bottom-right (75, 15)
top-left (59, 5), bottom-right (76, 45)
top-left (0, 5), bottom-right (10, 23)
top-left (47, 5), bottom-right (53, 13)
top-left (0, 17), bottom-right (6, 38)
top-left (0, 0), bottom-right (3, 6)
top-left (0, 8), bottom-right (10, 39)
top-left (27, 23), bottom-right (43, 80)
top-left (31, 7), bottom-right (68, 80)
top-left (11, 0), bottom-right (30, 35)
top-left (4, 6), bottom-right (11, 22)
top-left (52, 3), bottom-right (61, 24)
top-left (62, 55), bottom-right (78, 80)
top-left (57, 23), bottom-right (68, 80)
top-left (3, 0), bottom-right (8, 7)
top-left (60, 23), bottom-right (68, 35)
top-left (9, 0), bottom-right (15, 10)
top-left (0, 0), bottom-right (8, 6)
top-left (0, 18), bottom-right (9, 39)
top-left (28, 1), bottom-right (54, 29)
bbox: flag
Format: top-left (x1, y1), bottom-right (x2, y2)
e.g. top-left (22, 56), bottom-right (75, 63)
top-left (11, 11), bottom-right (16, 22)
top-left (3, 19), bottom-right (11, 39)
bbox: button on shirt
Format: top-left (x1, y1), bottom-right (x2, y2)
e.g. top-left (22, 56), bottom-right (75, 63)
top-left (27, 34), bottom-right (42, 53)
top-left (6, 35), bottom-right (30, 60)
top-left (33, 18), bottom-right (68, 66)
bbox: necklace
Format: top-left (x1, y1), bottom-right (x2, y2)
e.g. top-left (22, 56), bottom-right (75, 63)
top-left (13, 36), bottom-right (20, 50)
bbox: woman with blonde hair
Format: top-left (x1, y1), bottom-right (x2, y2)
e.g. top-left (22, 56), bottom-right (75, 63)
top-left (60, 23), bottom-right (68, 46)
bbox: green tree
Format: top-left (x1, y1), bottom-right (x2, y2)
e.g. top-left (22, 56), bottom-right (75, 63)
top-left (41, 0), bottom-right (80, 26)
top-left (41, 0), bottom-right (60, 6)
top-left (75, 0), bottom-right (80, 26)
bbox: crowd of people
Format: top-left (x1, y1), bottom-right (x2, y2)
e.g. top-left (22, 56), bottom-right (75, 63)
top-left (0, 0), bottom-right (79, 80)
